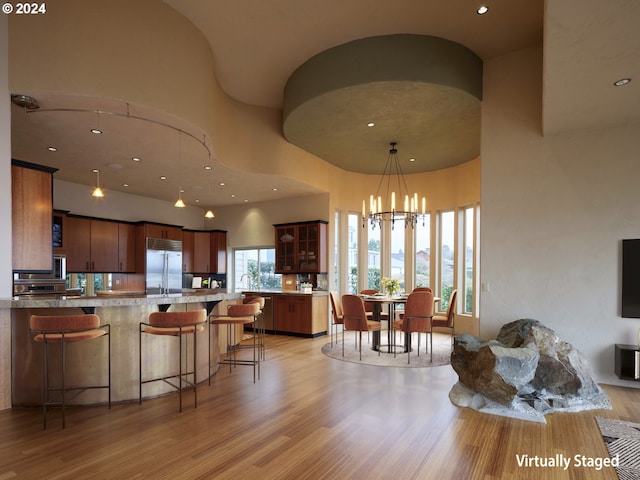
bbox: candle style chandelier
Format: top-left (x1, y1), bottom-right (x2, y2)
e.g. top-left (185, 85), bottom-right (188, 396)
top-left (362, 142), bottom-right (426, 229)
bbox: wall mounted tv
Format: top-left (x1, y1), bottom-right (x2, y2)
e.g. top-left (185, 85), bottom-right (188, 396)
top-left (622, 239), bottom-right (640, 318)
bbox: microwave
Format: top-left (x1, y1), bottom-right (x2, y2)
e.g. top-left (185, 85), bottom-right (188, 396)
top-left (13, 254), bottom-right (66, 282)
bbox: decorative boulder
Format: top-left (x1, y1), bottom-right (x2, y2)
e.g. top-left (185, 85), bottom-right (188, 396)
top-left (449, 319), bottom-right (611, 423)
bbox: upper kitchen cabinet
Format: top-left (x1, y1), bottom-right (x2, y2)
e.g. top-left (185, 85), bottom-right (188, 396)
top-left (182, 230), bottom-right (227, 274)
top-left (11, 160), bottom-right (57, 272)
top-left (274, 221), bottom-right (327, 274)
top-left (141, 222), bottom-right (183, 241)
top-left (65, 216), bottom-right (136, 273)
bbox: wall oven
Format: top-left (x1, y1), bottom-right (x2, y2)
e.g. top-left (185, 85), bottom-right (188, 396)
top-left (13, 254), bottom-right (67, 297)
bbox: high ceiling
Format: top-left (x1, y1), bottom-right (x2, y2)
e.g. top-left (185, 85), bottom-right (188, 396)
top-left (9, 0), bottom-right (640, 210)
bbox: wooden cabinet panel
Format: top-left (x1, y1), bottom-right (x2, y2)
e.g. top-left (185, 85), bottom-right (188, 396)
top-left (193, 231), bottom-right (211, 272)
top-left (65, 216), bottom-right (92, 272)
top-left (11, 163), bottom-right (55, 271)
top-left (91, 219), bottom-right (119, 272)
top-left (210, 231), bottom-right (227, 273)
top-left (182, 230), bottom-right (194, 273)
top-left (118, 223), bottom-right (136, 272)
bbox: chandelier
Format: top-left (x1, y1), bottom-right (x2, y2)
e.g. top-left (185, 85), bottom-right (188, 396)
top-left (362, 142), bottom-right (426, 229)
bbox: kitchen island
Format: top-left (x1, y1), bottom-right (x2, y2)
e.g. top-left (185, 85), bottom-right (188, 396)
top-left (8, 290), bottom-right (241, 407)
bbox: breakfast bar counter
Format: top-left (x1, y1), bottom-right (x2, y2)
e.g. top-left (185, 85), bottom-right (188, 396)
top-left (9, 290), bottom-right (242, 407)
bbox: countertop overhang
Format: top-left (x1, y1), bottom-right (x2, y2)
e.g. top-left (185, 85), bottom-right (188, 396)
top-left (3, 290), bottom-right (241, 309)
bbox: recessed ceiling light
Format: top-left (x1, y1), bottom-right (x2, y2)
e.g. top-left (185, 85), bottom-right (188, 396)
top-left (47, 146), bottom-right (57, 152)
top-left (160, 176), bottom-right (167, 180)
top-left (131, 157), bottom-right (141, 162)
top-left (90, 128), bottom-right (102, 135)
top-left (477, 5), bottom-right (489, 14)
top-left (243, 199), bottom-right (249, 203)
top-left (122, 183), bottom-right (129, 187)
top-left (195, 199), bottom-right (200, 203)
top-left (204, 165), bottom-right (212, 170)
top-left (92, 168), bottom-right (99, 173)
top-left (409, 158), bottom-right (416, 162)
top-left (218, 182), bottom-right (226, 186)
top-left (367, 122), bottom-right (375, 127)
top-left (614, 78), bottom-right (631, 87)
top-left (231, 194), bottom-right (236, 198)
top-left (272, 187), bottom-right (278, 191)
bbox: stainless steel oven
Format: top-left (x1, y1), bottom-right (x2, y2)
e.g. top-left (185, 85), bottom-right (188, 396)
top-left (13, 254), bottom-right (67, 297)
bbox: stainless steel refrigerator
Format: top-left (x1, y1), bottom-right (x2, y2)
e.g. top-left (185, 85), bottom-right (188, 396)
top-left (145, 238), bottom-right (183, 294)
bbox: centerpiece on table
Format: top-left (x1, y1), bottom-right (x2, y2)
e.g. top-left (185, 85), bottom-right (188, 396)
top-left (381, 277), bottom-right (401, 297)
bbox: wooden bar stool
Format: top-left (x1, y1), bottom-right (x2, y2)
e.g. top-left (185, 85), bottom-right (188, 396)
top-left (29, 314), bottom-right (111, 429)
top-left (139, 309), bottom-right (207, 412)
top-left (209, 300), bottom-right (261, 383)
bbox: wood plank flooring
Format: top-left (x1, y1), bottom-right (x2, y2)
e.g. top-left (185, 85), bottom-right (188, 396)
top-left (0, 334), bottom-right (638, 479)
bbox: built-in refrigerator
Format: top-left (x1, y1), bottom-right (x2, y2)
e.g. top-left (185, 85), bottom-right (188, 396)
top-left (145, 238), bottom-right (183, 294)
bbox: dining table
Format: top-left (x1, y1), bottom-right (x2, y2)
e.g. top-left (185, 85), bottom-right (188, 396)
top-left (360, 294), bottom-right (440, 353)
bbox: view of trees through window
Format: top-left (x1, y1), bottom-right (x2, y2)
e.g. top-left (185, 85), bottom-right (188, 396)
top-left (233, 248), bottom-right (281, 291)
top-left (440, 211), bottom-right (455, 311)
top-left (415, 214), bottom-right (431, 288)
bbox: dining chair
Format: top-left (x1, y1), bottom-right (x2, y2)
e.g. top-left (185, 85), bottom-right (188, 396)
top-left (432, 289), bottom-right (457, 348)
top-left (329, 291), bottom-right (344, 347)
top-left (341, 294), bottom-right (381, 360)
top-left (392, 290), bottom-right (434, 363)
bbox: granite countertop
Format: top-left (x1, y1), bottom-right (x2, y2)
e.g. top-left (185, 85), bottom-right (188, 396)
top-left (2, 290), bottom-right (242, 309)
top-left (242, 289), bottom-right (329, 297)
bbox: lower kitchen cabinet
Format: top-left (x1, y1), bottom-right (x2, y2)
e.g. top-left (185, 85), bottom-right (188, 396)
top-left (273, 294), bottom-right (328, 337)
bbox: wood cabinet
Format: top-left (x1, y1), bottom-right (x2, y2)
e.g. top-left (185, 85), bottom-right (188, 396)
top-left (118, 223), bottom-right (136, 272)
top-left (273, 294), bottom-right (328, 337)
top-left (11, 160), bottom-right (57, 272)
top-left (182, 230), bottom-right (227, 274)
top-left (274, 221), bottom-right (327, 274)
top-left (66, 216), bottom-right (135, 273)
top-left (182, 230), bottom-right (194, 272)
top-left (142, 223), bottom-right (183, 241)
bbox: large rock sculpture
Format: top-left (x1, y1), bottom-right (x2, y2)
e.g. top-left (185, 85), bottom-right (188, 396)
top-left (449, 319), bottom-right (611, 423)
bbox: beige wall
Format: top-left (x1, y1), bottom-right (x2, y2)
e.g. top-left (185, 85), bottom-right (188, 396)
top-left (481, 45), bottom-right (640, 387)
top-left (1, 14), bottom-right (11, 410)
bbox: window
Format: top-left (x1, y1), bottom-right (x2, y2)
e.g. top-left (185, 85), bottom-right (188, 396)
top-left (415, 214), bottom-right (431, 288)
top-left (347, 213), bottom-right (359, 294)
top-left (390, 216), bottom-right (405, 291)
top-left (333, 210), bottom-right (339, 292)
top-left (233, 248), bottom-right (280, 291)
top-left (367, 220), bottom-right (380, 290)
top-left (439, 211), bottom-right (455, 310)
top-left (463, 207), bottom-right (475, 315)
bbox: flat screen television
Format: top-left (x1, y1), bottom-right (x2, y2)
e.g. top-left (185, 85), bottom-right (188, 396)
top-left (622, 239), bottom-right (640, 318)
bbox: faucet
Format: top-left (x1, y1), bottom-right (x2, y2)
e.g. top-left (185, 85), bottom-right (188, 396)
top-left (240, 274), bottom-right (250, 289)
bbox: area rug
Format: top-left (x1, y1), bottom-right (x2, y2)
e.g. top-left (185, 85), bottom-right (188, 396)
top-left (321, 332), bottom-right (452, 368)
top-left (596, 416), bottom-right (640, 479)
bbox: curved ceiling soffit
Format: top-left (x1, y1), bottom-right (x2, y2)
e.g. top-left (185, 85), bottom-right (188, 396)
top-left (283, 34), bottom-right (483, 175)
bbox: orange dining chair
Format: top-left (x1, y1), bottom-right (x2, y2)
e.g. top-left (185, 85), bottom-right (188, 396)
top-left (412, 287), bottom-right (433, 293)
top-left (341, 294), bottom-right (382, 360)
top-left (432, 289), bottom-right (457, 348)
top-left (392, 290), bottom-right (434, 363)
top-left (29, 313), bottom-right (111, 429)
top-left (329, 291), bottom-right (344, 347)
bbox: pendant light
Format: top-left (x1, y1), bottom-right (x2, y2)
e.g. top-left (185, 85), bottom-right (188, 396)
top-left (92, 169), bottom-right (104, 197)
top-left (174, 131), bottom-right (185, 207)
top-left (204, 150), bottom-right (215, 219)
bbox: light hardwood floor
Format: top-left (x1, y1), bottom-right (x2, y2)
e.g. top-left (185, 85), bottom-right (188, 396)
top-left (0, 334), bottom-right (638, 479)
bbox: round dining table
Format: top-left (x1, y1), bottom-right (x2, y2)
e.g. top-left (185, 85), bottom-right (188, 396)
top-left (360, 294), bottom-right (440, 353)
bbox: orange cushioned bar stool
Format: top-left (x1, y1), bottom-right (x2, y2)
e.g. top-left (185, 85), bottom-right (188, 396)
top-left (209, 300), bottom-right (261, 383)
top-left (243, 295), bottom-right (266, 360)
top-left (139, 309), bottom-right (207, 412)
top-left (29, 314), bottom-right (111, 430)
